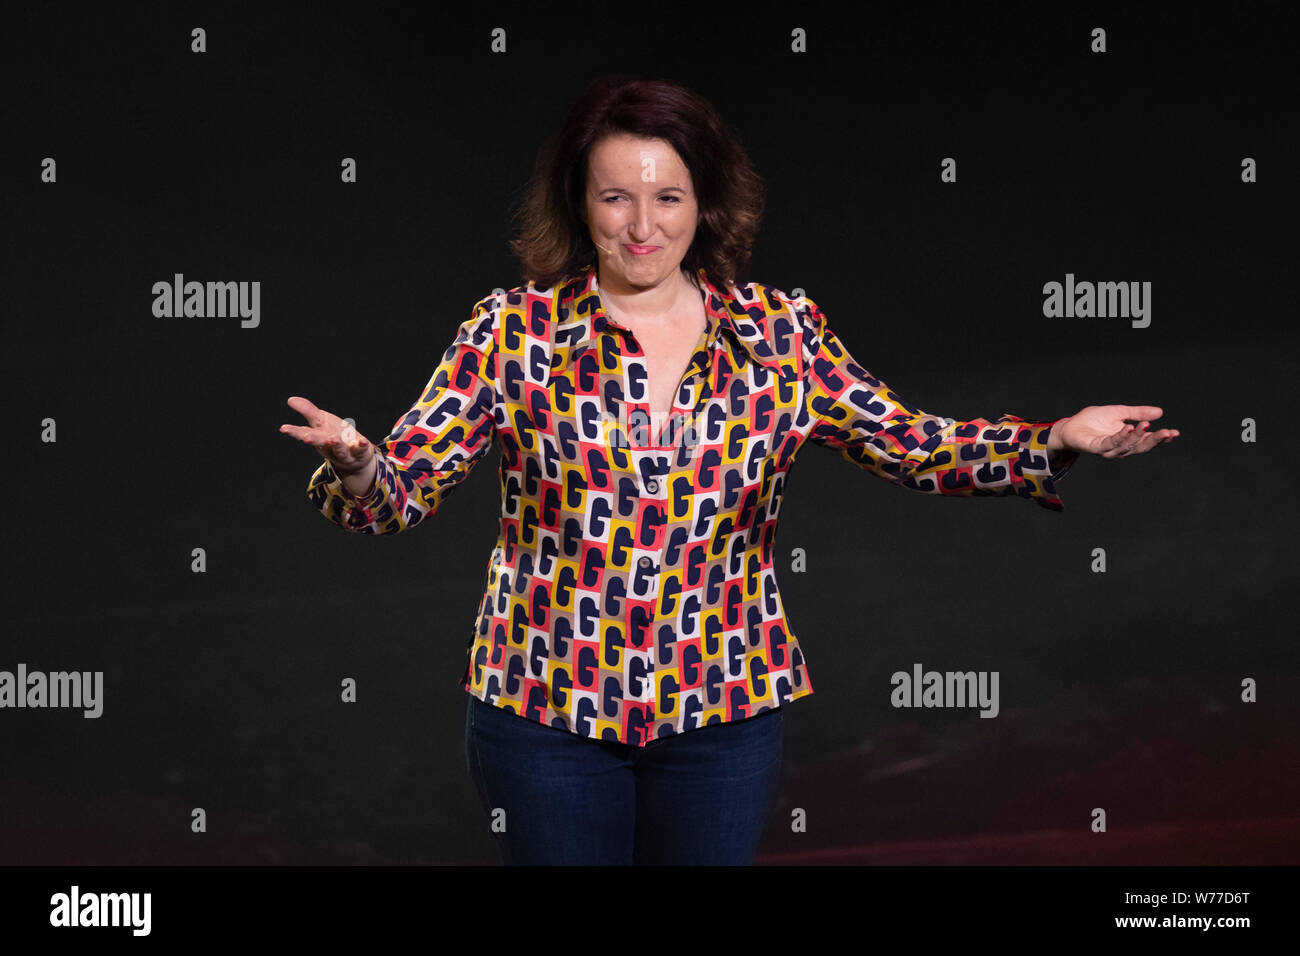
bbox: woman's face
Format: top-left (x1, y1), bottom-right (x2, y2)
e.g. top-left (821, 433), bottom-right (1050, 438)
top-left (583, 133), bottom-right (701, 292)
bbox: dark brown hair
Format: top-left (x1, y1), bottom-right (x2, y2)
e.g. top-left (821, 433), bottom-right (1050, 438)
top-left (509, 75), bottom-right (765, 290)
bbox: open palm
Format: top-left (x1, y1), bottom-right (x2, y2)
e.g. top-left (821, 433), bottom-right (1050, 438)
top-left (1056, 405), bottom-right (1179, 459)
top-left (279, 395), bottom-right (374, 474)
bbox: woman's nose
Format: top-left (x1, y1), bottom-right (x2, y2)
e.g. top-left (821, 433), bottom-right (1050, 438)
top-left (630, 203), bottom-right (654, 241)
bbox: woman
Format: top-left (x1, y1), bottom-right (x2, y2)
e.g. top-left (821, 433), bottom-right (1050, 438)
top-left (280, 76), bottom-right (1179, 865)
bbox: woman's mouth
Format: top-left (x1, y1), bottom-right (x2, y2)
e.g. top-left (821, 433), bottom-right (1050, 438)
top-left (623, 244), bottom-right (659, 255)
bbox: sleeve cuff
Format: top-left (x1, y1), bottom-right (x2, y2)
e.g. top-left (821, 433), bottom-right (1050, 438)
top-left (306, 456), bottom-right (393, 530)
top-left (1012, 416), bottom-right (1077, 512)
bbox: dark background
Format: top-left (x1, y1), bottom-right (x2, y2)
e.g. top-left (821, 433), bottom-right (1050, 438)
top-left (2, 0), bottom-right (1295, 864)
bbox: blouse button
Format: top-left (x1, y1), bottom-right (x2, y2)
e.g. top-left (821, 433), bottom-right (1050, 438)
top-left (646, 479), bottom-right (659, 493)
top-left (639, 556), bottom-right (651, 568)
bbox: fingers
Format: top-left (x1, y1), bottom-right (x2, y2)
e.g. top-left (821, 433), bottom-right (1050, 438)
top-left (1121, 405), bottom-right (1163, 421)
top-left (279, 419), bottom-right (327, 445)
top-left (280, 396), bottom-right (352, 451)
top-left (285, 395), bottom-right (322, 420)
top-left (280, 423), bottom-right (329, 451)
top-left (1101, 423), bottom-right (1143, 458)
top-left (1101, 424), bottom-right (1136, 458)
top-left (1117, 422), bottom-right (1150, 457)
top-left (279, 426), bottom-right (370, 460)
top-left (283, 396), bottom-right (327, 438)
top-left (1102, 421), bottom-right (1180, 458)
top-left (339, 417), bottom-right (358, 445)
top-left (328, 435), bottom-right (370, 455)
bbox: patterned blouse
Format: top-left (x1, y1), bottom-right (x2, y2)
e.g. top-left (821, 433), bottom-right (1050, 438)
top-left (306, 264), bottom-right (1078, 747)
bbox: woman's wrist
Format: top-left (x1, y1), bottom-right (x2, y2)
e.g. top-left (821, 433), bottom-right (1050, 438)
top-left (1047, 416), bottom-right (1072, 454)
top-left (339, 455), bottom-right (379, 500)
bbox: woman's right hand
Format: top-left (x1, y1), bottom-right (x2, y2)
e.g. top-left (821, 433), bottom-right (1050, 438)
top-left (279, 395), bottom-right (375, 476)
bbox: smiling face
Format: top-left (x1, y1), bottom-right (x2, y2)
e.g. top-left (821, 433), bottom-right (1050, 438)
top-left (582, 133), bottom-right (701, 293)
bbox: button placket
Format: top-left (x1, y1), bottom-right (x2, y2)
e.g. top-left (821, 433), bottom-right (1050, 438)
top-left (645, 455), bottom-right (675, 728)
top-left (591, 278), bottom-right (727, 741)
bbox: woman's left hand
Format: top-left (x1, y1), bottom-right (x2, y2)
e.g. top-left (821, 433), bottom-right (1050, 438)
top-left (1050, 405), bottom-right (1180, 458)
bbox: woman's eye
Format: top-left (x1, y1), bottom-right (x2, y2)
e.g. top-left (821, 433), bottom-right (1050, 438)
top-left (602, 195), bottom-right (683, 202)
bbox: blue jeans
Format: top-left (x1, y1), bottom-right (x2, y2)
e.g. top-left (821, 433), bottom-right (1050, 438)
top-left (464, 693), bottom-right (784, 865)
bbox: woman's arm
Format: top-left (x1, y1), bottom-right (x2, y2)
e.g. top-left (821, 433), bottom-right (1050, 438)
top-left (797, 298), bottom-right (1077, 511)
top-left (306, 298), bottom-right (501, 533)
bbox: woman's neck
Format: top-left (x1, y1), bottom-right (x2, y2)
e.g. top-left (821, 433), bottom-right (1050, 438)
top-left (597, 267), bottom-right (697, 323)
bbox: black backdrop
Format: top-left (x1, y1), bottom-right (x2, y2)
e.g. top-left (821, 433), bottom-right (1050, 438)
top-left (3, 0), bottom-right (1296, 867)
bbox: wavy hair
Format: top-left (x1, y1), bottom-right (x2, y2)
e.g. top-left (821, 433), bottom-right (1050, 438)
top-left (508, 75), bottom-right (765, 290)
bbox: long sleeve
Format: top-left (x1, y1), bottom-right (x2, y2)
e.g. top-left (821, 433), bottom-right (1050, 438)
top-left (798, 298), bottom-right (1078, 511)
top-left (306, 298), bottom-right (500, 533)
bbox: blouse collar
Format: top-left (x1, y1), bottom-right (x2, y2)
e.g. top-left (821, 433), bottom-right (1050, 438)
top-left (551, 264), bottom-right (787, 374)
